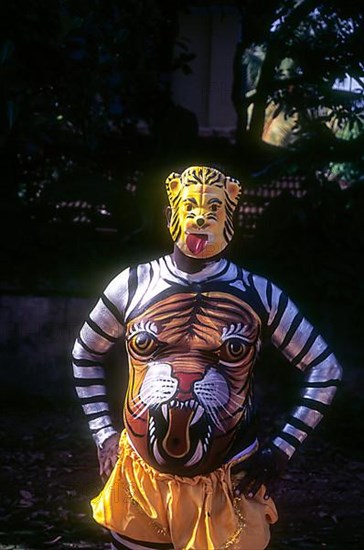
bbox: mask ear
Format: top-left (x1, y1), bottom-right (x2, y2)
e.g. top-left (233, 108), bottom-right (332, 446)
top-left (165, 172), bottom-right (181, 204)
top-left (225, 177), bottom-right (242, 207)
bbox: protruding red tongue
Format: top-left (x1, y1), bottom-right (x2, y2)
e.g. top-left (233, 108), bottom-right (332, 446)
top-left (186, 233), bottom-right (208, 255)
top-left (162, 407), bottom-right (194, 458)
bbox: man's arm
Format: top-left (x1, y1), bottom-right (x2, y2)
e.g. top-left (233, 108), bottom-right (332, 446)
top-left (255, 277), bottom-right (343, 459)
top-left (72, 268), bottom-right (130, 474)
top-left (233, 274), bottom-right (342, 498)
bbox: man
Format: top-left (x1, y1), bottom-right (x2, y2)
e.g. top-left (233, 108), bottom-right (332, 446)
top-left (72, 166), bottom-right (342, 550)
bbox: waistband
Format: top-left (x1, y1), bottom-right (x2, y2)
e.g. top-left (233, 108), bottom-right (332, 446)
top-left (125, 431), bottom-right (259, 476)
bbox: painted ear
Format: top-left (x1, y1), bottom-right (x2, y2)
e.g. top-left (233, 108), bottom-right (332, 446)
top-left (165, 172), bottom-right (181, 202)
top-left (225, 177), bottom-right (242, 206)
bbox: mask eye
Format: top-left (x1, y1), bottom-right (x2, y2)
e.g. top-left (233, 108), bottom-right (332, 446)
top-left (185, 203), bottom-right (193, 212)
top-left (210, 203), bottom-right (219, 212)
top-left (220, 338), bottom-right (247, 365)
top-left (128, 332), bottom-right (159, 358)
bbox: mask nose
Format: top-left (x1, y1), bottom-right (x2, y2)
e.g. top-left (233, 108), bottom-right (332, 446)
top-left (195, 216), bottom-right (205, 227)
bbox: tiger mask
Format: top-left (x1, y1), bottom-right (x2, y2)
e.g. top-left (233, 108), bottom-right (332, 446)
top-left (166, 166), bottom-right (242, 259)
top-left (124, 291), bottom-right (261, 476)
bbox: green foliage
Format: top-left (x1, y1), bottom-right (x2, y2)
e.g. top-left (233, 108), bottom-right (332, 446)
top-left (236, 0), bottom-right (364, 180)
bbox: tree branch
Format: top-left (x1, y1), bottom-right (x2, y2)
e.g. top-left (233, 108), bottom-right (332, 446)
top-left (247, 0), bottom-right (319, 141)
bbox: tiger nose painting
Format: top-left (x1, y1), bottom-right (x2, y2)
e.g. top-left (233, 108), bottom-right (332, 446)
top-left (72, 166), bottom-right (342, 550)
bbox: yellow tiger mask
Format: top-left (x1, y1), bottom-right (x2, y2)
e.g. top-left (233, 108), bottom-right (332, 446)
top-left (166, 166), bottom-right (242, 259)
top-left (124, 291), bottom-right (261, 476)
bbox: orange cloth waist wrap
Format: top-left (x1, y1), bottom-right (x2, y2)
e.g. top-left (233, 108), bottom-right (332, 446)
top-left (91, 430), bottom-right (278, 550)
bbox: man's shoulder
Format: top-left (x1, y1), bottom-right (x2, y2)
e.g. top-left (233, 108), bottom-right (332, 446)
top-left (227, 261), bottom-right (280, 309)
top-left (228, 260), bottom-right (270, 287)
top-left (105, 255), bottom-right (165, 290)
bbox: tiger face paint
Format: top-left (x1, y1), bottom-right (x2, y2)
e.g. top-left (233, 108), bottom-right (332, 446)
top-left (124, 291), bottom-right (261, 476)
top-left (166, 166), bottom-right (242, 259)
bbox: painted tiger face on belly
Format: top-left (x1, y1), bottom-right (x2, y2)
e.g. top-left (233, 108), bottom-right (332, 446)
top-left (124, 291), bottom-right (261, 476)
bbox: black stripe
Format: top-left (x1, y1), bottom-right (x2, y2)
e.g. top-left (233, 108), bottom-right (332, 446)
top-left (79, 396), bottom-right (109, 405)
top-left (299, 397), bottom-right (329, 414)
top-left (171, 216), bottom-right (180, 232)
top-left (77, 336), bottom-right (107, 356)
top-left (248, 274), bottom-right (270, 322)
top-left (91, 422), bottom-right (113, 434)
top-left (223, 227), bottom-right (232, 243)
top-left (84, 410), bottom-right (109, 421)
top-left (111, 532), bottom-right (173, 550)
top-left (248, 272), bottom-right (266, 308)
top-left (247, 272), bottom-right (255, 288)
top-left (205, 259), bottom-right (230, 281)
top-left (74, 377), bottom-right (105, 386)
top-left (225, 194), bottom-right (236, 208)
top-left (174, 225), bottom-right (181, 242)
top-left (266, 280), bottom-right (272, 309)
top-left (279, 431), bottom-right (301, 450)
top-left (126, 267), bottom-right (138, 314)
top-left (305, 346), bottom-right (332, 368)
top-left (303, 379), bottom-right (341, 388)
top-left (268, 292), bottom-right (288, 335)
top-left (170, 211), bottom-right (181, 240)
top-left (72, 358), bottom-right (102, 367)
top-left (225, 208), bottom-right (234, 222)
top-left (172, 196), bottom-right (181, 209)
top-left (279, 312), bottom-right (303, 350)
top-left (237, 266), bottom-right (245, 287)
top-left (164, 257), bottom-right (230, 284)
top-left (102, 293), bottom-right (124, 325)
top-left (87, 317), bottom-right (117, 343)
top-left (225, 219), bottom-right (234, 235)
top-left (288, 415), bottom-right (313, 434)
top-left (161, 257), bottom-right (189, 284)
top-left (205, 171), bottom-right (220, 185)
top-left (188, 169), bottom-right (203, 185)
top-left (225, 213), bottom-right (234, 229)
top-left (290, 329), bottom-right (319, 367)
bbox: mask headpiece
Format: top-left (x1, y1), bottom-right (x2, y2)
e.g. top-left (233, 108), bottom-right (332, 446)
top-left (166, 166), bottom-right (242, 259)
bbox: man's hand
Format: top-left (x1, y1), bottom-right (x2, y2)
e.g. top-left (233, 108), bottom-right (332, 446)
top-left (97, 433), bottom-right (120, 482)
top-left (231, 445), bottom-right (289, 500)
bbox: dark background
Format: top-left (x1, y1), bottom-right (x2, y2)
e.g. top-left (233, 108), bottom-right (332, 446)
top-left (1, 1), bottom-right (363, 548)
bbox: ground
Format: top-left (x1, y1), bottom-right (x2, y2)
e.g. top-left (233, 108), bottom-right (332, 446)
top-left (1, 386), bottom-right (363, 550)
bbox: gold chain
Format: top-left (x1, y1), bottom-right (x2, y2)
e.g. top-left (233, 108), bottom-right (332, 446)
top-left (219, 496), bottom-right (247, 550)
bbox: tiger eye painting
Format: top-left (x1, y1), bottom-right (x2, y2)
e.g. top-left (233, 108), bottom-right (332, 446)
top-left (124, 292), bottom-right (261, 475)
top-left (166, 166), bottom-right (241, 259)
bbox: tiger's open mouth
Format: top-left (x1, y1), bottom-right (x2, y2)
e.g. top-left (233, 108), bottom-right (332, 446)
top-left (148, 398), bottom-right (212, 468)
top-left (186, 233), bottom-right (209, 255)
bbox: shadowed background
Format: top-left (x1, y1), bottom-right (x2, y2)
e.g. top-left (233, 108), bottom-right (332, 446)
top-left (1, 1), bottom-right (363, 548)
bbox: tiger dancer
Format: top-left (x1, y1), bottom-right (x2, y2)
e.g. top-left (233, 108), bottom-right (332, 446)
top-left (72, 166), bottom-right (342, 550)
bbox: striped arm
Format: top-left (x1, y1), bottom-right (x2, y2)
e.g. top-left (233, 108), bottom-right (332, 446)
top-left (252, 275), bottom-right (343, 459)
top-left (72, 270), bottom-right (129, 447)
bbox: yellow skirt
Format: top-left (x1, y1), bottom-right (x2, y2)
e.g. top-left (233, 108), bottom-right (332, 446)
top-left (91, 431), bottom-right (278, 550)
